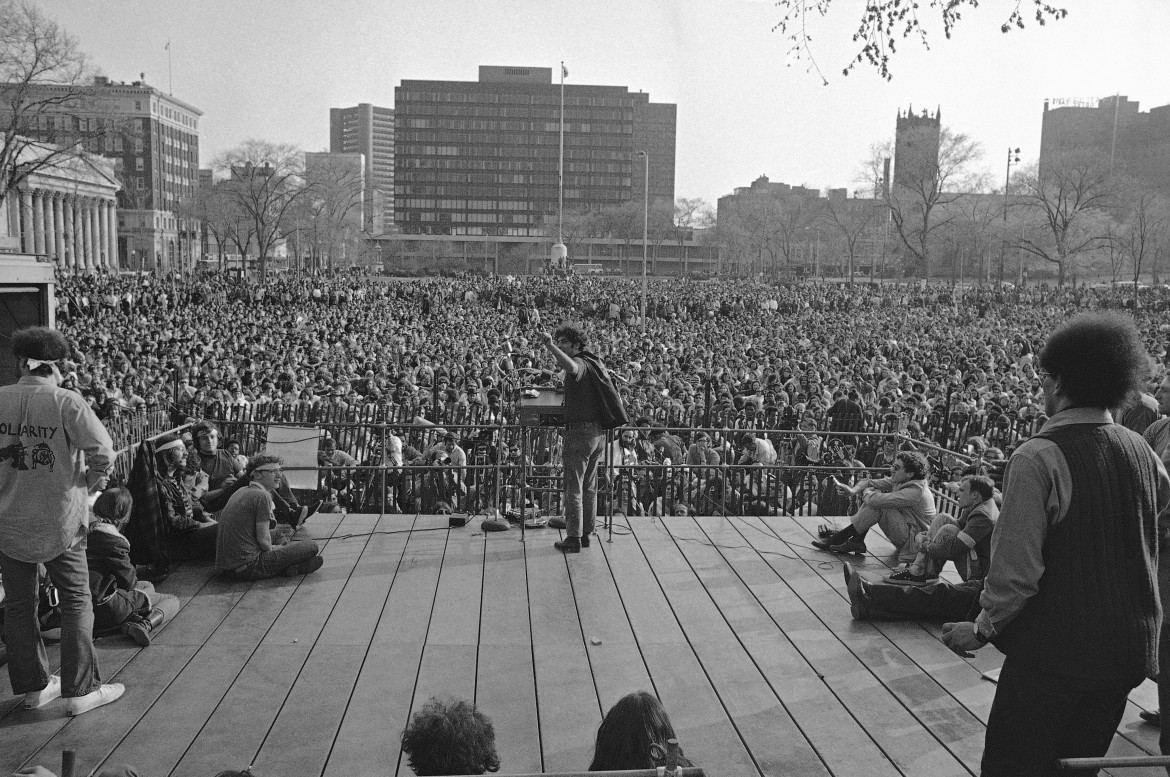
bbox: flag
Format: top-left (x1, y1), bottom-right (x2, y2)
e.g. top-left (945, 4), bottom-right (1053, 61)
top-left (561, 64), bottom-right (568, 79)
top-left (165, 40), bottom-right (170, 51)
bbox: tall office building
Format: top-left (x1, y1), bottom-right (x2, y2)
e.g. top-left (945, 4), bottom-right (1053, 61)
top-left (0, 75), bottom-right (202, 270)
top-left (329, 103), bottom-right (394, 233)
top-left (1040, 95), bottom-right (1170, 193)
top-left (393, 65), bottom-right (676, 236)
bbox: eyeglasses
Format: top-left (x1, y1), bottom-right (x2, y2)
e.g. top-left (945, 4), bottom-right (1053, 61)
top-left (254, 467), bottom-right (283, 475)
top-left (1036, 370), bottom-right (1053, 381)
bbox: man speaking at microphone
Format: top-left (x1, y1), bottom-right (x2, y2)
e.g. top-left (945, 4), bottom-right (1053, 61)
top-left (540, 325), bottom-right (628, 553)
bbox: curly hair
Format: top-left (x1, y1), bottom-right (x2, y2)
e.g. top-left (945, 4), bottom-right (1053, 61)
top-left (589, 690), bottom-right (693, 771)
top-left (553, 324), bottom-right (586, 349)
top-left (401, 697), bottom-right (500, 776)
top-left (244, 453), bottom-right (282, 478)
top-left (895, 450), bottom-right (929, 480)
top-left (12, 326), bottom-right (69, 376)
top-left (1038, 312), bottom-right (1150, 408)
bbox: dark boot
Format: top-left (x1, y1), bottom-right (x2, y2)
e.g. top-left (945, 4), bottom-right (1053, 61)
top-left (554, 536), bottom-right (581, 553)
top-left (122, 607), bottom-right (167, 647)
top-left (812, 524), bottom-right (857, 551)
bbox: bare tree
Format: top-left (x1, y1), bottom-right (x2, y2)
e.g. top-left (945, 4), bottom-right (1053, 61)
top-left (1116, 181), bottom-right (1170, 291)
top-left (213, 139), bottom-right (314, 280)
top-left (821, 196), bottom-right (881, 283)
top-left (1012, 154), bottom-right (1117, 286)
top-left (0, 0), bottom-right (113, 202)
top-left (772, 0), bottom-right (1067, 82)
top-left (177, 182), bottom-right (238, 271)
top-left (673, 197), bottom-right (714, 276)
top-left (595, 200), bottom-right (644, 274)
top-left (861, 127), bottom-right (985, 277)
top-left (767, 194), bottom-right (823, 274)
top-left (302, 154), bottom-right (365, 269)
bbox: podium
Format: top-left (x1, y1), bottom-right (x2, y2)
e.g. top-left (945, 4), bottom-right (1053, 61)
top-left (517, 386), bottom-right (565, 427)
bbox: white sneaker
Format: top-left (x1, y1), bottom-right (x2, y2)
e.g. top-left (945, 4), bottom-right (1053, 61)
top-left (67, 683), bottom-right (125, 716)
top-left (23, 674), bottom-right (62, 709)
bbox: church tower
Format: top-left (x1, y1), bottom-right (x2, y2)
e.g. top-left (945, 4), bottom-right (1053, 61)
top-left (894, 105), bottom-right (941, 190)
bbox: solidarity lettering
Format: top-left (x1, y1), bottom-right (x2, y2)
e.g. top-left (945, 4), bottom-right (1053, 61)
top-left (0, 423), bottom-right (58, 439)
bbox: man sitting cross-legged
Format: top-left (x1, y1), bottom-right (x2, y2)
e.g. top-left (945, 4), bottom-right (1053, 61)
top-left (215, 454), bottom-right (324, 580)
top-left (813, 450), bottom-right (936, 561)
top-left (888, 474), bottom-right (999, 584)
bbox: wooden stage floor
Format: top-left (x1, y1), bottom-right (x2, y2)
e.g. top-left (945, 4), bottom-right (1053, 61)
top-left (1, 512), bottom-right (1163, 777)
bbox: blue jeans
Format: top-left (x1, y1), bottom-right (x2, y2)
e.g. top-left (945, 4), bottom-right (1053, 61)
top-left (224, 540), bottom-right (320, 580)
top-left (562, 424), bottom-right (605, 538)
top-left (1, 546), bottom-right (101, 698)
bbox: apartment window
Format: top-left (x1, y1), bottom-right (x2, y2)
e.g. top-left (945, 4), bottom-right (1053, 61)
top-left (134, 139), bottom-right (144, 153)
top-left (114, 137), bottom-right (123, 151)
top-left (135, 158), bottom-right (144, 171)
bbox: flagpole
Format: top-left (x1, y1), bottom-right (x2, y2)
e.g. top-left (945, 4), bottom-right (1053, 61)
top-left (558, 61), bottom-right (565, 245)
top-left (166, 39), bottom-right (173, 95)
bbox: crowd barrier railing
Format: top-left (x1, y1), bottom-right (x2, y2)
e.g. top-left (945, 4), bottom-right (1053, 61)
top-left (192, 398), bottom-right (1037, 454)
top-left (202, 414), bottom-right (980, 527)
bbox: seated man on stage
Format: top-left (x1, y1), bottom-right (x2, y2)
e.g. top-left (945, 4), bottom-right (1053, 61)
top-left (215, 454), bottom-right (323, 580)
top-left (888, 474), bottom-right (999, 584)
top-left (844, 557), bottom-right (985, 621)
top-left (813, 450), bottom-right (936, 561)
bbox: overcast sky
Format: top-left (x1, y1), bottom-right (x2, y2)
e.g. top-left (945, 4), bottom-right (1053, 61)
top-left (38, 0), bottom-right (1167, 203)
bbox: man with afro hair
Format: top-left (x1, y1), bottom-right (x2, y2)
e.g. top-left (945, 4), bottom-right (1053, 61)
top-left (942, 313), bottom-right (1170, 775)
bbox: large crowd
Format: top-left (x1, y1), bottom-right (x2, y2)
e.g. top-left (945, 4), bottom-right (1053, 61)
top-left (55, 268), bottom-right (1169, 432)
top-left (51, 268), bottom-right (1169, 511)
top-left (5, 268), bottom-right (1170, 775)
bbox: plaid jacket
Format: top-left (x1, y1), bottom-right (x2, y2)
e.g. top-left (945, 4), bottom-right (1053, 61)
top-left (126, 438), bottom-right (169, 572)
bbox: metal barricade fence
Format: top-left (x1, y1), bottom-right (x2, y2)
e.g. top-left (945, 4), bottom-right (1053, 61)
top-left (200, 416), bottom-right (978, 521)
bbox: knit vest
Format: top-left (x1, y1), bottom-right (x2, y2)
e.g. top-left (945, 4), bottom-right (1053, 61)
top-left (993, 423), bottom-right (1160, 683)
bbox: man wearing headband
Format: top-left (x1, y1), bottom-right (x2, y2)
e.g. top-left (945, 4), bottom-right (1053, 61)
top-left (0, 326), bottom-right (125, 716)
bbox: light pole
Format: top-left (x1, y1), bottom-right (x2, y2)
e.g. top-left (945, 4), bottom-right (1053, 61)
top-left (998, 146), bottom-right (1020, 284)
top-left (636, 150), bottom-right (649, 332)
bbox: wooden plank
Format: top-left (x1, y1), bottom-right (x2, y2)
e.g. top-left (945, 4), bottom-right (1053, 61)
top-left (629, 516), bottom-right (833, 777)
top-left (170, 643), bottom-right (314, 777)
top-left (166, 512), bottom-right (371, 777)
top-left (261, 514), bottom-right (378, 647)
top-left (695, 514), bottom-right (971, 777)
top-left (0, 561), bottom-right (219, 773)
top-left (476, 530), bottom-right (541, 775)
top-left (22, 643), bottom-right (202, 777)
top-left (793, 515), bottom-right (1166, 766)
top-left (258, 514), bottom-right (421, 777)
top-left (93, 643), bottom-right (255, 774)
top-left (400, 522), bottom-right (476, 708)
top-left (753, 514), bottom-right (991, 772)
top-left (323, 515), bottom-right (449, 777)
top-left (425, 523), bottom-right (485, 647)
top-left (602, 519), bottom-right (761, 775)
top-left (317, 514), bottom-right (417, 647)
top-left (528, 530), bottom-right (601, 773)
top-left (569, 533), bottom-right (654, 712)
top-left (253, 644), bottom-right (369, 777)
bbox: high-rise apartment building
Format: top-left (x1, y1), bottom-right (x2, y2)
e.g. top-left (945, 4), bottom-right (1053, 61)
top-left (329, 103), bottom-right (394, 233)
top-left (393, 66), bottom-right (676, 236)
top-left (0, 75), bottom-right (202, 271)
top-left (1040, 95), bottom-right (1170, 193)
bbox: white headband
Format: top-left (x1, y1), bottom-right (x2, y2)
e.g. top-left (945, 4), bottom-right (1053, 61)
top-left (25, 358), bottom-right (57, 370)
top-left (155, 439), bottom-right (186, 455)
